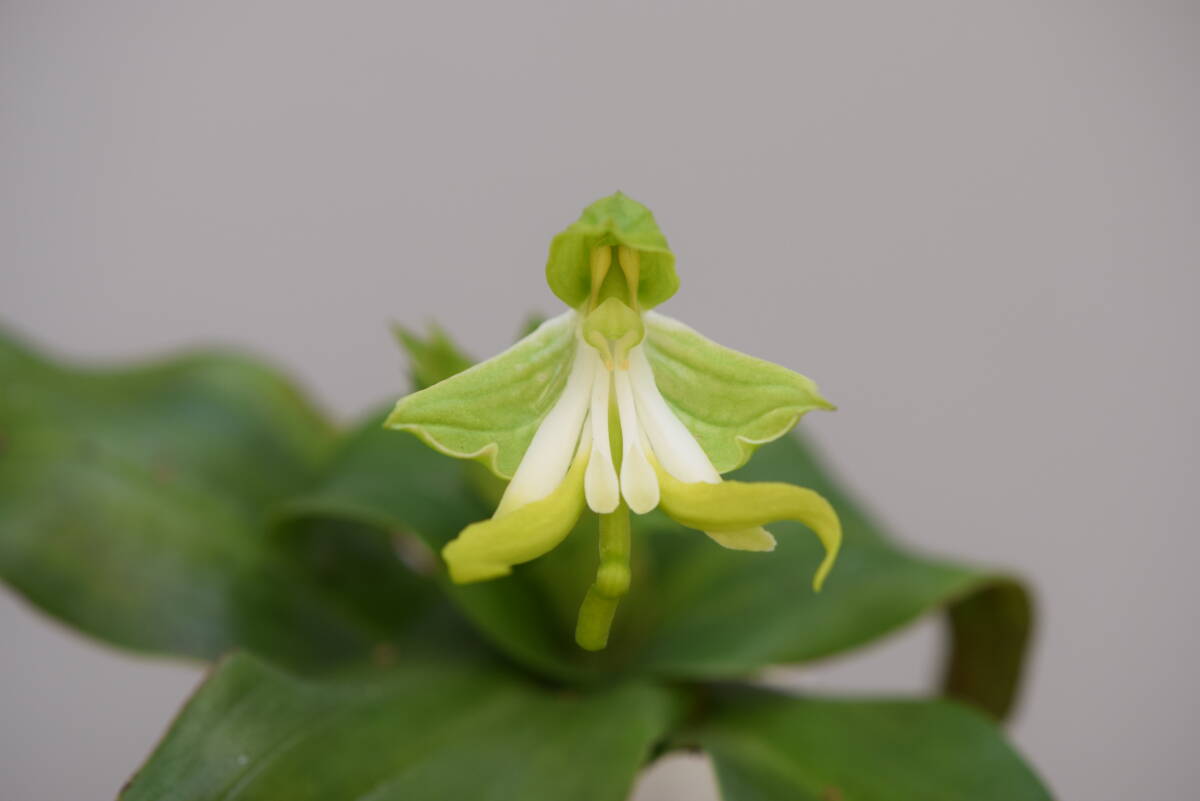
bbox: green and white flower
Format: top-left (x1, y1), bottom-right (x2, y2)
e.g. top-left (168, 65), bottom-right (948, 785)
top-left (387, 193), bottom-right (842, 649)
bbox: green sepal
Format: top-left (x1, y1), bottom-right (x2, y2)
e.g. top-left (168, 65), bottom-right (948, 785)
top-left (654, 463), bottom-right (842, 591)
top-left (547, 192), bottom-right (678, 309)
top-left (443, 441), bottom-right (589, 583)
top-left (644, 312), bottom-right (835, 474)
top-left (384, 311), bottom-right (577, 479)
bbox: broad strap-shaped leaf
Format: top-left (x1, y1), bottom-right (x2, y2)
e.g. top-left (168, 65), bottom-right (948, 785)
top-left (629, 432), bottom-right (1034, 720)
top-left (692, 687), bottom-right (1053, 801)
top-left (643, 312), bottom-right (834, 474)
top-left (121, 652), bottom-right (677, 801)
top-left (0, 327), bottom-right (434, 667)
top-left (385, 310), bottom-right (578, 479)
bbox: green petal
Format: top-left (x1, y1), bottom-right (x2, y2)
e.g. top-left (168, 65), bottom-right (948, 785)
top-left (546, 192), bottom-right (679, 309)
top-left (655, 465), bottom-right (841, 591)
top-left (385, 311), bottom-right (577, 479)
top-left (442, 439), bottom-right (589, 583)
top-left (643, 312), bottom-right (834, 473)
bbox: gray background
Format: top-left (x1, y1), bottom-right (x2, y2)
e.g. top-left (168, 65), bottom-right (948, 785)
top-left (1, 1), bottom-right (1197, 799)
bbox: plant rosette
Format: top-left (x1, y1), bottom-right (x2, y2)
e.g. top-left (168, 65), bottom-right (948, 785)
top-left (0, 194), bottom-right (1051, 801)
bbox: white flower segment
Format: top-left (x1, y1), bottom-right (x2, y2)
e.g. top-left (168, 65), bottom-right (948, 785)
top-left (493, 335), bottom-right (595, 516)
top-left (494, 318), bottom-right (739, 525)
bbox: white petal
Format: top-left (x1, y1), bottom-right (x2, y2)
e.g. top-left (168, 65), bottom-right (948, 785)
top-left (584, 361), bottom-right (620, 513)
top-left (496, 336), bottom-right (595, 516)
top-left (628, 346), bottom-right (721, 484)
top-left (614, 367), bottom-right (660, 514)
top-left (630, 347), bottom-right (773, 546)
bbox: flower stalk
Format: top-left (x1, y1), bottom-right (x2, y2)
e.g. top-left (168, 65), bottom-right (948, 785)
top-left (576, 503), bottom-right (632, 651)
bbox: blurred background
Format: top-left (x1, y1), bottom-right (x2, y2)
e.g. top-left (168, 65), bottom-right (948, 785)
top-left (1, 1), bottom-right (1196, 799)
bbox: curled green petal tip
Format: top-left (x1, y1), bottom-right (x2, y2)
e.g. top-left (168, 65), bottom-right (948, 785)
top-left (547, 192), bottom-right (679, 310)
top-left (654, 463), bottom-right (842, 591)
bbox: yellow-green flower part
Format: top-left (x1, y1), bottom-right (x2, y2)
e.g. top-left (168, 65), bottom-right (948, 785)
top-left (386, 192), bottom-right (841, 650)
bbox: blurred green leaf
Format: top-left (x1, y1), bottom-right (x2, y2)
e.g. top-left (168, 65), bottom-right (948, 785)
top-left (628, 433), bottom-right (1033, 719)
top-left (941, 579), bottom-right (1032, 719)
top-left (121, 652), bottom-right (676, 801)
top-left (0, 328), bottom-right (437, 667)
top-left (693, 687), bottom-right (1052, 801)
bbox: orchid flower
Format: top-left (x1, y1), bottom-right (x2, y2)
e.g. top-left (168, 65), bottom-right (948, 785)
top-left (386, 193), bottom-right (841, 650)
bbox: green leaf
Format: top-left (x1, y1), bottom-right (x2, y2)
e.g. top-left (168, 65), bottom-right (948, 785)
top-left (547, 192), bottom-right (679, 309)
top-left (693, 688), bottom-right (1053, 801)
top-left (121, 652), bottom-right (677, 801)
top-left (643, 312), bottom-right (834, 473)
top-left (941, 579), bottom-right (1033, 720)
top-left (0, 327), bottom-right (429, 667)
top-left (628, 432), bottom-right (1033, 719)
top-left (385, 310), bottom-right (578, 479)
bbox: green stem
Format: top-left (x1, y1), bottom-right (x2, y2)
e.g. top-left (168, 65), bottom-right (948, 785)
top-left (575, 503), bottom-right (631, 651)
